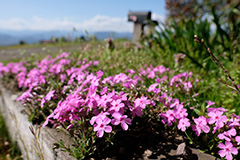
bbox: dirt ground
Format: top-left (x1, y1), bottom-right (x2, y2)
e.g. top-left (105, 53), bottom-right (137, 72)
top-left (0, 43), bottom-right (88, 62)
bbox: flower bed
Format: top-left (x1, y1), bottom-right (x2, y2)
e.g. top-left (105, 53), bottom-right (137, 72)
top-left (0, 85), bottom-right (74, 160)
top-left (0, 52), bottom-right (240, 159)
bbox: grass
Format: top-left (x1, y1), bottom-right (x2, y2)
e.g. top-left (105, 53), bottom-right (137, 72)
top-left (0, 113), bottom-right (22, 160)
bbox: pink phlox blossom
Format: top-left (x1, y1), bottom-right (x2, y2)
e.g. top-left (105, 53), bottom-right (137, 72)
top-left (16, 88), bottom-right (33, 102)
top-left (218, 142), bottom-right (238, 160)
top-left (90, 112), bottom-right (110, 125)
top-left (66, 67), bottom-right (77, 76)
top-left (138, 68), bottom-right (147, 76)
top-left (113, 73), bottom-right (128, 83)
top-left (41, 98), bottom-right (46, 108)
top-left (159, 110), bottom-right (175, 126)
top-left (208, 111), bottom-right (228, 133)
top-left (134, 96), bottom-right (150, 109)
top-left (147, 83), bottom-right (161, 94)
top-left (56, 52), bottom-right (70, 59)
top-left (192, 116), bottom-right (210, 136)
top-left (155, 76), bottom-right (168, 83)
top-left (16, 71), bottom-right (27, 88)
top-left (183, 81), bottom-right (192, 92)
top-left (93, 117), bottom-right (112, 138)
top-left (6, 62), bottom-right (26, 74)
top-left (122, 79), bottom-right (135, 88)
top-left (98, 94), bottom-right (112, 109)
top-left (42, 112), bottom-right (54, 127)
top-left (24, 68), bottom-right (46, 88)
top-left (170, 99), bottom-right (179, 108)
top-left (130, 105), bottom-right (143, 117)
top-left (109, 99), bottom-right (125, 112)
top-left (147, 71), bottom-right (156, 79)
top-left (59, 59), bottom-right (71, 65)
top-left (155, 65), bottom-right (167, 74)
top-left (100, 87), bottom-right (108, 95)
top-left (97, 95), bottom-right (112, 110)
top-left (118, 91), bottom-right (128, 101)
top-left (235, 136), bottom-right (240, 145)
top-left (178, 118), bottom-right (191, 132)
top-left (218, 128), bottom-right (236, 141)
top-left (170, 72), bottom-right (191, 86)
top-left (126, 69), bottom-right (135, 74)
top-left (174, 107), bottom-right (188, 119)
top-left (133, 75), bottom-right (142, 84)
top-left (155, 78), bottom-right (161, 83)
top-left (206, 100), bottom-right (215, 107)
top-left (85, 92), bottom-right (99, 110)
top-left (60, 74), bottom-right (67, 82)
top-left (45, 90), bottom-right (55, 101)
top-left (76, 73), bottom-right (86, 83)
top-left (96, 70), bottom-right (103, 78)
top-left (111, 112), bottom-right (131, 131)
top-left (49, 63), bottom-right (62, 74)
top-left (207, 107), bottom-right (226, 113)
top-left (80, 61), bottom-right (92, 71)
top-left (170, 74), bottom-right (183, 86)
top-left (228, 115), bottom-right (240, 127)
top-left (102, 76), bottom-right (113, 84)
top-left (93, 60), bottom-right (99, 65)
top-left (90, 76), bottom-right (100, 87)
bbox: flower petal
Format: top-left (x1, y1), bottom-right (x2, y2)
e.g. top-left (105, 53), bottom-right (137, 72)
top-left (218, 150), bottom-right (226, 157)
top-left (121, 122), bottom-right (128, 131)
top-left (230, 147), bottom-right (238, 155)
top-left (218, 143), bottom-right (226, 149)
top-left (226, 153), bottom-right (233, 160)
top-left (104, 126), bottom-right (112, 133)
top-left (97, 129), bottom-right (104, 138)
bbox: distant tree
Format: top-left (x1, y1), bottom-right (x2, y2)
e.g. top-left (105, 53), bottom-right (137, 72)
top-left (165, 0), bottom-right (240, 22)
top-left (19, 40), bottom-right (26, 45)
top-left (164, 0), bottom-right (240, 60)
top-left (74, 36), bottom-right (86, 42)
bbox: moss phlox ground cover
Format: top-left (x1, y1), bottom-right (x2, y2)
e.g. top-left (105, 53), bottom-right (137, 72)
top-left (1, 52), bottom-right (240, 160)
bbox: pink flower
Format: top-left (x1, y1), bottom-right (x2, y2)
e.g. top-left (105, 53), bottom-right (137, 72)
top-left (130, 105), bottom-right (143, 117)
top-left (98, 94), bottom-right (112, 109)
top-left (208, 111), bottom-right (228, 133)
top-left (218, 142), bottom-right (238, 160)
top-left (174, 107), bottom-right (188, 119)
top-left (206, 100), bottom-right (215, 107)
top-left (218, 128), bottom-right (237, 141)
top-left (111, 112), bottom-right (131, 131)
top-left (207, 107), bottom-right (226, 113)
top-left (90, 112), bottom-right (109, 125)
top-left (41, 98), bottom-right (46, 108)
top-left (228, 116), bottom-right (240, 127)
top-left (93, 117), bottom-right (112, 138)
top-left (126, 69), bottom-right (135, 74)
top-left (109, 99), bottom-right (125, 112)
top-left (159, 110), bottom-right (175, 126)
top-left (178, 118), bottom-right (190, 132)
top-left (46, 90), bottom-right (55, 101)
top-left (192, 116), bottom-right (210, 136)
top-left (235, 136), bottom-right (240, 145)
top-left (134, 96), bottom-right (151, 109)
top-left (147, 83), bottom-right (160, 93)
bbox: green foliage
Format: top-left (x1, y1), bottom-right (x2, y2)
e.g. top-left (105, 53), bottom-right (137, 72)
top-left (0, 114), bottom-right (22, 159)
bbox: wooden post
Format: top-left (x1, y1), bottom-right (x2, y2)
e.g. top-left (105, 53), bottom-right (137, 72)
top-left (132, 23), bottom-right (143, 43)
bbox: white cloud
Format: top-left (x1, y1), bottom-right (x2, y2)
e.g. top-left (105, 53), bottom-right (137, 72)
top-left (0, 13), bottom-right (165, 32)
top-left (152, 13), bottom-right (165, 23)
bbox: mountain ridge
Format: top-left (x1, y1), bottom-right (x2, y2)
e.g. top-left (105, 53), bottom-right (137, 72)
top-left (0, 30), bottom-right (132, 46)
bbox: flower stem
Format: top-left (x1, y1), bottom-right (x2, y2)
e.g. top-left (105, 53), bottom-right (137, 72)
top-left (185, 130), bottom-right (193, 144)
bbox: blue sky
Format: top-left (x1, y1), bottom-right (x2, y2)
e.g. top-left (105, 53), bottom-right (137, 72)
top-left (0, 0), bottom-right (166, 32)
